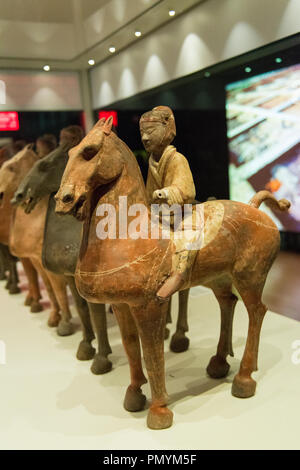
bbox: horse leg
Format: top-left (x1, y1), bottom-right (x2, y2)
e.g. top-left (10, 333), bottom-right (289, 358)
top-left (47, 273), bottom-right (73, 336)
top-left (131, 300), bottom-right (173, 430)
top-left (2, 245), bottom-right (11, 289)
top-left (8, 253), bottom-right (20, 294)
top-left (31, 258), bottom-right (61, 327)
top-left (21, 258), bottom-right (43, 312)
top-left (164, 297), bottom-right (172, 339)
top-left (170, 288), bottom-right (190, 353)
top-left (113, 303), bottom-right (147, 412)
top-left (89, 303), bottom-right (112, 374)
top-left (0, 244), bottom-right (6, 280)
top-left (206, 284), bottom-right (237, 378)
top-left (231, 281), bottom-right (267, 398)
top-left (67, 276), bottom-right (95, 360)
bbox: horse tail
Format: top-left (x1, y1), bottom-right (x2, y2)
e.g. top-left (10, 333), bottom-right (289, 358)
top-left (249, 190), bottom-right (290, 212)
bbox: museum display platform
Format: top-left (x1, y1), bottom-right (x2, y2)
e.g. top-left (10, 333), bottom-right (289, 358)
top-left (0, 274), bottom-right (299, 450)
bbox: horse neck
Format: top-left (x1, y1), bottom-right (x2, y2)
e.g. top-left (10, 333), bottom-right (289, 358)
top-left (2, 150), bottom-right (37, 199)
top-left (44, 147), bottom-right (68, 195)
top-left (16, 151), bottom-right (40, 188)
top-left (85, 135), bottom-right (151, 248)
top-left (107, 134), bottom-right (149, 208)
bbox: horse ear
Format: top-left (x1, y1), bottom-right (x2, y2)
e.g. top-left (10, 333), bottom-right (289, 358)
top-left (103, 116), bottom-right (114, 135)
top-left (95, 117), bottom-right (106, 128)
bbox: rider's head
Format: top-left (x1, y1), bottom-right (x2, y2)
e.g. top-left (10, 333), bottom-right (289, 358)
top-left (139, 106), bottom-right (176, 156)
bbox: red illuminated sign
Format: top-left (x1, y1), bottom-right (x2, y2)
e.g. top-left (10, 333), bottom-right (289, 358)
top-left (98, 110), bottom-right (118, 127)
top-left (0, 112), bottom-right (19, 131)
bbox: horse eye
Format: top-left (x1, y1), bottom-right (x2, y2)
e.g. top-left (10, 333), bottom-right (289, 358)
top-left (81, 145), bottom-right (98, 161)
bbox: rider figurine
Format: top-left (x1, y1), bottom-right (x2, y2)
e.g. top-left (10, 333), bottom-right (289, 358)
top-left (139, 106), bottom-right (198, 300)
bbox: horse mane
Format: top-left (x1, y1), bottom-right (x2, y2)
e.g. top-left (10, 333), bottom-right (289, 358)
top-left (108, 130), bottom-right (148, 201)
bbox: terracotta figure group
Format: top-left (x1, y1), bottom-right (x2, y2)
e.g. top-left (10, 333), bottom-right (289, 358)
top-left (0, 107), bottom-right (290, 430)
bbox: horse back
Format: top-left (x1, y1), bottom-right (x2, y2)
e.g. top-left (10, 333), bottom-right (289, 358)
top-left (191, 200), bottom-right (280, 286)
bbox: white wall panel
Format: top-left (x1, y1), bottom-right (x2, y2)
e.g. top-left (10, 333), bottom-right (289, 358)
top-left (91, 0), bottom-right (300, 107)
top-left (0, 71), bottom-right (82, 111)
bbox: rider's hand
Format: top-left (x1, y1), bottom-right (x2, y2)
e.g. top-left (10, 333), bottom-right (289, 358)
top-left (152, 189), bottom-right (169, 204)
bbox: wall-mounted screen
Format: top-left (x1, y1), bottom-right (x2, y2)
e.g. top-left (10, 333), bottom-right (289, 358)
top-left (226, 64), bottom-right (300, 232)
top-left (0, 111), bottom-right (19, 131)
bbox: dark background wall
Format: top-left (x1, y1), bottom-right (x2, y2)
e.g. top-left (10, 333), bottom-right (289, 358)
top-left (0, 110), bottom-right (83, 143)
top-left (95, 78), bottom-right (228, 202)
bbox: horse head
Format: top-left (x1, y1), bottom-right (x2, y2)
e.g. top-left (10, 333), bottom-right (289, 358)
top-left (55, 117), bottom-right (125, 221)
top-left (0, 145), bottom-right (38, 208)
top-left (13, 146), bottom-right (69, 214)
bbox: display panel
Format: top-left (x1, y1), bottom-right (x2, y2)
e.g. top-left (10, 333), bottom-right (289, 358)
top-left (0, 111), bottom-right (19, 131)
top-left (226, 64), bottom-right (300, 232)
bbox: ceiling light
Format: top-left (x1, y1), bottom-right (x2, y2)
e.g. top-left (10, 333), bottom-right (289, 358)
top-left (169, 10), bottom-right (176, 16)
top-left (135, 31), bottom-right (142, 37)
top-left (43, 65), bottom-right (50, 71)
top-left (88, 59), bottom-right (95, 65)
top-left (275, 57), bottom-right (282, 63)
top-left (204, 71), bottom-right (211, 78)
top-left (109, 46), bottom-right (116, 53)
top-left (245, 66), bottom-right (252, 73)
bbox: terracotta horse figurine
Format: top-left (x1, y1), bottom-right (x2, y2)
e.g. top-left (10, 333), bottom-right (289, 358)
top-left (0, 149), bottom-right (10, 282)
top-left (14, 134), bottom-right (193, 372)
top-left (55, 117), bottom-right (290, 430)
top-left (0, 144), bottom-right (73, 333)
top-left (0, 145), bottom-right (19, 290)
top-left (0, 145), bottom-right (36, 297)
top-left (13, 128), bottom-right (112, 373)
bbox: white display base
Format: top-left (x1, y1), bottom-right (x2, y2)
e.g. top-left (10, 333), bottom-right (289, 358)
top-left (0, 282), bottom-right (299, 450)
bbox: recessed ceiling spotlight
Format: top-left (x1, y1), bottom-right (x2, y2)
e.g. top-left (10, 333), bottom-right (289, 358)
top-left (135, 31), bottom-right (142, 37)
top-left (109, 46), bottom-right (116, 53)
top-left (169, 10), bottom-right (176, 16)
top-left (245, 66), bottom-right (252, 73)
top-left (88, 59), bottom-right (95, 65)
top-left (275, 57), bottom-right (282, 63)
top-left (43, 65), bottom-right (50, 71)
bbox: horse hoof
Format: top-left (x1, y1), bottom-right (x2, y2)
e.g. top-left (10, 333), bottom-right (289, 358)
top-left (30, 301), bottom-right (43, 313)
top-left (164, 327), bottom-right (170, 340)
top-left (147, 406), bottom-right (173, 430)
top-left (24, 295), bottom-right (33, 306)
top-left (9, 285), bottom-right (20, 295)
top-left (48, 314), bottom-right (61, 328)
top-left (5, 281), bottom-right (10, 289)
top-left (57, 320), bottom-right (74, 336)
top-left (232, 374), bottom-right (256, 398)
top-left (76, 340), bottom-right (96, 361)
top-left (170, 332), bottom-right (190, 353)
top-left (124, 386), bottom-right (146, 412)
top-left (207, 355), bottom-right (230, 379)
top-left (90, 354), bottom-right (112, 375)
